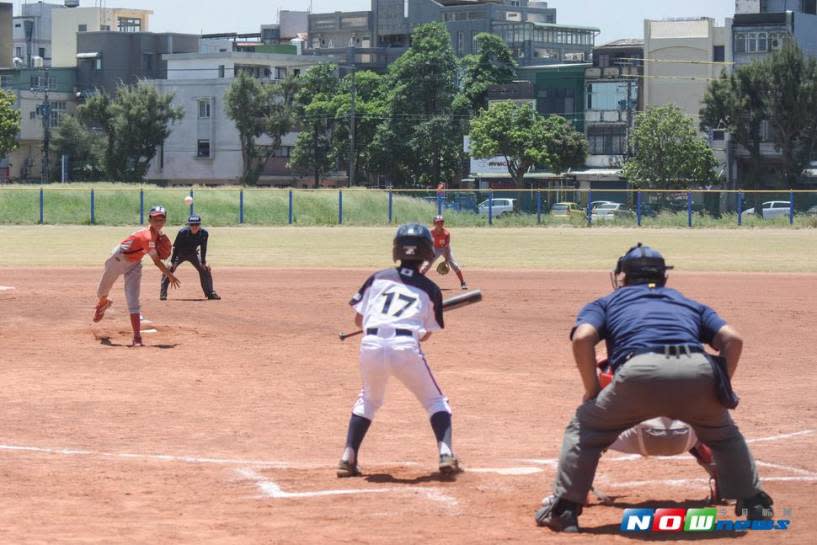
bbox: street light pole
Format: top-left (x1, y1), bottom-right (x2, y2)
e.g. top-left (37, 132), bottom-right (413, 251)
top-left (33, 55), bottom-right (50, 184)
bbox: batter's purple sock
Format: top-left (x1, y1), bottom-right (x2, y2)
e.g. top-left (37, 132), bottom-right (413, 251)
top-left (430, 411), bottom-right (453, 454)
top-left (345, 414), bottom-right (372, 455)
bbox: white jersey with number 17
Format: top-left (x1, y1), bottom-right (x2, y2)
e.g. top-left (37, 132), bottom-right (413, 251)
top-left (350, 267), bottom-right (444, 335)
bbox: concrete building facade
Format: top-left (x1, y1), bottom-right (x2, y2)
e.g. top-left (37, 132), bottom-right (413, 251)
top-left (644, 18), bottom-right (733, 178)
top-left (12, 2), bottom-right (63, 68)
top-left (1, 2), bottom-right (12, 68)
top-left (75, 31), bottom-right (199, 94)
top-left (0, 66), bottom-right (77, 180)
top-left (51, 6), bottom-right (152, 67)
top-left (584, 39), bottom-right (643, 168)
top-left (146, 52), bottom-right (328, 185)
top-left (306, 0), bottom-right (596, 71)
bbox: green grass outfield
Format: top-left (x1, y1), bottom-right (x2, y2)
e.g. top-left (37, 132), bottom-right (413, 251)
top-left (2, 184), bottom-right (816, 229)
top-left (1, 225), bottom-right (815, 272)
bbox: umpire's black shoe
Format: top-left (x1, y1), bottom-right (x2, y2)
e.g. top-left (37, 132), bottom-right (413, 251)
top-left (336, 460), bottom-right (361, 478)
top-left (207, 292), bottom-right (221, 300)
top-left (736, 491), bottom-right (774, 521)
top-left (535, 496), bottom-right (582, 532)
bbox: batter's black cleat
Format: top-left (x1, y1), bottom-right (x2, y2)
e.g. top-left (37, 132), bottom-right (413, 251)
top-left (207, 292), bottom-right (221, 300)
top-left (439, 454), bottom-right (462, 476)
top-left (336, 460), bottom-right (361, 478)
top-left (736, 491), bottom-right (774, 521)
top-left (535, 496), bottom-right (582, 532)
top-left (160, 295), bottom-right (167, 301)
top-left (460, 283), bottom-right (468, 290)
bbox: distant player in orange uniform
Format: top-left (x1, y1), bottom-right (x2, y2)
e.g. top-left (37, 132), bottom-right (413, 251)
top-left (421, 215), bottom-right (467, 290)
top-left (93, 206), bottom-right (181, 347)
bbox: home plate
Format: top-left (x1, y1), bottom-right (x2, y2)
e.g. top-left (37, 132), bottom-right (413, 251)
top-left (468, 467), bottom-right (543, 476)
top-left (142, 329), bottom-right (159, 335)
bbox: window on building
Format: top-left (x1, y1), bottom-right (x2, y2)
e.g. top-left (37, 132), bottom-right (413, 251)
top-left (96, 58), bottom-right (103, 71)
top-left (735, 32), bottom-right (746, 53)
top-left (118, 17), bottom-right (142, 32)
top-left (457, 31), bottom-right (464, 54)
top-left (15, 46), bottom-right (22, 58)
top-left (198, 99), bottom-right (211, 119)
top-left (197, 140), bottom-right (211, 158)
top-left (757, 32), bottom-right (768, 52)
top-left (805, 0), bottom-right (817, 15)
top-left (218, 65), bottom-right (225, 78)
top-left (588, 126), bottom-right (627, 155)
top-left (747, 32), bottom-right (758, 52)
top-left (712, 129), bottom-right (725, 141)
top-left (713, 45), bottom-right (725, 62)
top-left (38, 47), bottom-right (45, 59)
top-left (275, 67), bottom-right (287, 80)
top-left (101, 25), bottom-right (111, 31)
top-left (143, 53), bottom-right (153, 71)
top-left (78, 24), bottom-right (87, 32)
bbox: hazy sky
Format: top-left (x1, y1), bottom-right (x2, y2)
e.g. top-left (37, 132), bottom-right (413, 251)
top-left (13, 0), bottom-right (736, 44)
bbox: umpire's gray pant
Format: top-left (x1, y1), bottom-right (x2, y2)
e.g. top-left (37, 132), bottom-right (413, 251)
top-left (552, 352), bottom-right (761, 503)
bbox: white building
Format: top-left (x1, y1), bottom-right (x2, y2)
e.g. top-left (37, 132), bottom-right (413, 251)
top-left (12, 2), bottom-right (64, 67)
top-left (644, 17), bottom-right (733, 172)
top-left (146, 52), bottom-right (330, 185)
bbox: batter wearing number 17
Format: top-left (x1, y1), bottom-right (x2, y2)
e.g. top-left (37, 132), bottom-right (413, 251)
top-left (337, 224), bottom-right (461, 478)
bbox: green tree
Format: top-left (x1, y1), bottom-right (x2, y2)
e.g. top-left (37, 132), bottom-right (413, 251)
top-left (79, 83), bottom-right (183, 182)
top-left (623, 104), bottom-right (717, 189)
top-left (225, 72), bottom-right (298, 185)
top-left (764, 42), bottom-right (817, 187)
top-left (328, 70), bottom-right (388, 184)
top-left (459, 33), bottom-right (518, 112)
top-left (469, 101), bottom-right (587, 187)
top-left (370, 22), bottom-right (465, 186)
top-left (52, 115), bottom-right (105, 179)
top-left (0, 89), bottom-right (21, 158)
top-left (289, 64), bottom-right (339, 187)
top-left (701, 64), bottom-right (768, 189)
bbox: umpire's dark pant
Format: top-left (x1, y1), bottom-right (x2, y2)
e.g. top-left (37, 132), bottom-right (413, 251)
top-left (160, 253), bottom-right (214, 298)
top-left (551, 352), bottom-right (762, 503)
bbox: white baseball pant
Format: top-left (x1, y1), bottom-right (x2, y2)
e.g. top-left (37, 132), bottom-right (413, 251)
top-left (97, 252), bottom-right (143, 315)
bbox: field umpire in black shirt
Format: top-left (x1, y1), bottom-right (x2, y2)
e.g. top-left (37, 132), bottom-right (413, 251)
top-left (160, 215), bottom-right (221, 301)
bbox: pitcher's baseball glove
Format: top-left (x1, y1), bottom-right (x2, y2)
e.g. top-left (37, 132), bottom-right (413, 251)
top-left (157, 234), bottom-right (172, 260)
top-left (436, 261), bottom-right (450, 275)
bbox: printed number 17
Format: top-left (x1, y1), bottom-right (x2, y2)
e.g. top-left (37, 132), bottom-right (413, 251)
top-left (382, 291), bottom-right (417, 317)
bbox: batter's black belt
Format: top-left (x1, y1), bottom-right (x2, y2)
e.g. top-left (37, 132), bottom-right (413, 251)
top-left (366, 327), bottom-right (414, 337)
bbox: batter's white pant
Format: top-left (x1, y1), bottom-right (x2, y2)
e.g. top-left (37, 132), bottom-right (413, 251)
top-left (97, 252), bottom-right (142, 315)
top-left (609, 417), bottom-right (699, 456)
top-left (352, 334), bottom-right (451, 421)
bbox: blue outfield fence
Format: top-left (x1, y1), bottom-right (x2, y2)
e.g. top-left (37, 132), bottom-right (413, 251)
top-left (1, 186), bottom-right (817, 227)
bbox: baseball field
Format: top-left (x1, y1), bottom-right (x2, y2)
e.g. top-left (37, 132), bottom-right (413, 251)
top-left (1, 225), bottom-right (815, 544)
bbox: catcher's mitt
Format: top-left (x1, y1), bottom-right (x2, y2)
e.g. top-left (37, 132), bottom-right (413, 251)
top-left (157, 234), bottom-right (172, 260)
top-left (436, 261), bottom-right (450, 276)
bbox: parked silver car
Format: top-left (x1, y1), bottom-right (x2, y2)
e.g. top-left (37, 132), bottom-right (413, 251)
top-left (591, 202), bottom-right (632, 222)
top-left (478, 198), bottom-right (516, 217)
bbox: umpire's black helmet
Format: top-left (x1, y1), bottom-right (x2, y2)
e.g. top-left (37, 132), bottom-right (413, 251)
top-left (614, 242), bottom-right (673, 286)
top-left (393, 223), bottom-right (434, 263)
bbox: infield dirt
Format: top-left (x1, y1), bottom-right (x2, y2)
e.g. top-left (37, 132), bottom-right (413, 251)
top-left (0, 267), bottom-right (815, 544)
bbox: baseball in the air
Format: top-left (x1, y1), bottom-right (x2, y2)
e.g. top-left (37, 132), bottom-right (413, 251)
top-left (184, 196), bottom-right (194, 206)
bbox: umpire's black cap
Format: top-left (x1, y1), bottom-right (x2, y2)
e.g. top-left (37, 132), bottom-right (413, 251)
top-left (187, 214), bottom-right (202, 225)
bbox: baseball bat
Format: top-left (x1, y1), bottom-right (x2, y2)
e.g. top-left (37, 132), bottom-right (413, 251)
top-left (338, 289), bottom-right (483, 342)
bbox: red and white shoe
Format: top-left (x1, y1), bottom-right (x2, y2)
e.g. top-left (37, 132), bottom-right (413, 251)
top-left (689, 443), bottom-right (725, 504)
top-left (93, 300), bottom-right (113, 322)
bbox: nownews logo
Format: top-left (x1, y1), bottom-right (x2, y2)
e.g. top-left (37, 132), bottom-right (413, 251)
top-left (620, 508), bottom-right (791, 533)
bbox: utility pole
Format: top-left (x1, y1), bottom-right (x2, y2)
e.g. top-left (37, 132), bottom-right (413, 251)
top-left (348, 68), bottom-right (356, 187)
top-left (33, 56), bottom-right (51, 184)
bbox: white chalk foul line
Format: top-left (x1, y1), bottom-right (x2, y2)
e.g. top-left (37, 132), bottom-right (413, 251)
top-left (0, 443), bottom-right (420, 470)
top-left (746, 429), bottom-right (815, 444)
top-left (0, 285), bottom-right (15, 292)
top-left (607, 476), bottom-right (817, 489)
top-left (468, 467), bottom-right (543, 476)
top-left (235, 468), bottom-right (459, 509)
top-left (756, 460), bottom-right (817, 477)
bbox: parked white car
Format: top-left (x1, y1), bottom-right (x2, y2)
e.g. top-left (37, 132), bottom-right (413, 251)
top-left (591, 202), bottom-right (631, 222)
top-left (741, 201), bottom-right (792, 220)
top-left (478, 198), bottom-right (516, 217)
top-left (806, 205), bottom-right (817, 216)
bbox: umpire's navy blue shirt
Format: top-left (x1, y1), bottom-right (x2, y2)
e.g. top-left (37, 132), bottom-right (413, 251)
top-left (574, 284), bottom-right (727, 370)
